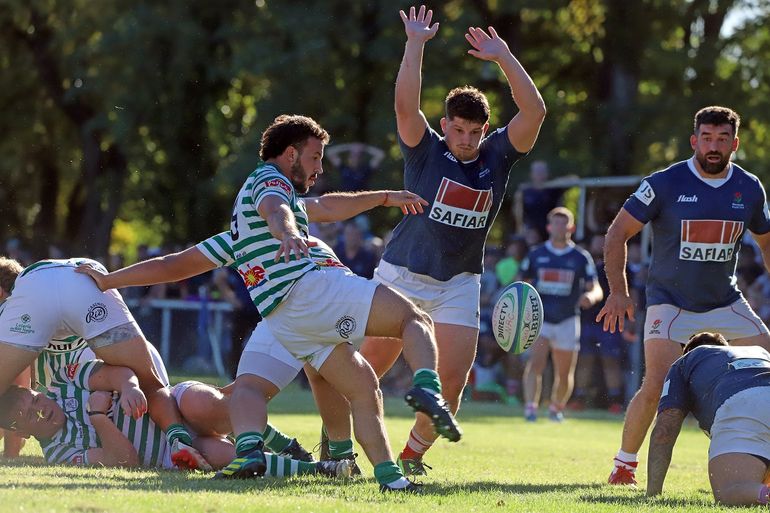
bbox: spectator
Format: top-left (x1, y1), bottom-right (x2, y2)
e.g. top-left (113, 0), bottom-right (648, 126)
top-left (495, 236), bottom-right (529, 287)
top-left (517, 161), bottom-right (563, 241)
top-left (335, 220), bottom-right (377, 279)
top-left (326, 142), bottom-right (385, 192)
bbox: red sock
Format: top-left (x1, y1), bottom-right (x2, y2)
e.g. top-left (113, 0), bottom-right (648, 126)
top-left (400, 428), bottom-right (433, 461)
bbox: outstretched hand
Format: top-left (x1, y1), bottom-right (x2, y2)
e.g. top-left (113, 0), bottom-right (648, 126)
top-left (596, 292), bottom-right (636, 334)
top-left (400, 5), bottom-right (439, 43)
top-left (465, 26), bottom-right (511, 63)
top-left (383, 190), bottom-right (429, 215)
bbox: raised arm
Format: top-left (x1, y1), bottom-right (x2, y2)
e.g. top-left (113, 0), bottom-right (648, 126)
top-left (465, 26), bottom-right (546, 152)
top-left (304, 190), bottom-right (428, 222)
top-left (596, 208), bottom-right (644, 333)
top-left (75, 247), bottom-right (217, 291)
top-left (646, 408), bottom-right (686, 496)
top-left (395, 5), bottom-right (438, 147)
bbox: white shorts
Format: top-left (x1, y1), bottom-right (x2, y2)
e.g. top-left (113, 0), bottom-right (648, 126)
top-left (373, 260), bottom-right (480, 329)
top-left (644, 298), bottom-right (769, 344)
top-left (540, 316), bottom-right (580, 351)
top-left (265, 267), bottom-right (378, 370)
top-left (709, 386), bottom-right (770, 461)
top-left (238, 321), bottom-right (303, 389)
top-left (0, 263), bottom-right (136, 351)
top-left (171, 380), bottom-right (203, 406)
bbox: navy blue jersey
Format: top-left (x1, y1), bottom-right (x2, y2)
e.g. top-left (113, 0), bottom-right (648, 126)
top-left (659, 345), bottom-right (770, 434)
top-left (382, 126), bottom-right (525, 280)
top-left (624, 159), bottom-right (770, 312)
top-left (521, 242), bottom-right (597, 323)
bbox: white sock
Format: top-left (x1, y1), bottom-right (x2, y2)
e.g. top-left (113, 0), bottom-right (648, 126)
top-left (615, 450), bottom-right (638, 467)
top-left (386, 477), bottom-right (410, 489)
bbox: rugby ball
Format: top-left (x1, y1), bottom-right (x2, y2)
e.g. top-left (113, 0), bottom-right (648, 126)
top-left (491, 281), bottom-right (543, 353)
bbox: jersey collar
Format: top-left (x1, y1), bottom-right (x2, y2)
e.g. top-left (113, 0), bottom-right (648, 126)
top-left (545, 240), bottom-right (575, 256)
top-left (687, 157), bottom-right (733, 188)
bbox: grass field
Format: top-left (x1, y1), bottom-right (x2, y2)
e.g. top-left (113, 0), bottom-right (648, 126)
top-left (0, 379), bottom-right (753, 512)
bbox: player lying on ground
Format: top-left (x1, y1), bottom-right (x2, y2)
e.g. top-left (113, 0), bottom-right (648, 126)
top-left (0, 257), bottom-right (207, 469)
top-left (647, 332), bottom-right (770, 505)
top-left (0, 361), bottom-right (352, 478)
top-left (37, 336), bottom-right (314, 464)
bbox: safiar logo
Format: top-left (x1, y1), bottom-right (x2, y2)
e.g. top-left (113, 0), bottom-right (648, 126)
top-left (86, 303), bottom-right (108, 323)
top-left (335, 315), bottom-right (357, 339)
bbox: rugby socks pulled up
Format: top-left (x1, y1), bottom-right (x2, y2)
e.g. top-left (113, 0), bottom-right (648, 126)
top-left (264, 453), bottom-right (317, 477)
top-left (413, 368), bottom-right (442, 394)
top-left (328, 438), bottom-right (354, 459)
top-left (235, 431), bottom-right (264, 457)
top-left (165, 424), bottom-right (193, 447)
top-left (374, 460), bottom-right (407, 488)
top-left (263, 423), bottom-right (292, 453)
top-left (400, 427), bottom-right (433, 461)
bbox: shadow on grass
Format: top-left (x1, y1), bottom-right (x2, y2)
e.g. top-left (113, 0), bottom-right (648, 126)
top-left (423, 480), bottom-right (604, 496)
top-left (578, 491), bottom-right (713, 508)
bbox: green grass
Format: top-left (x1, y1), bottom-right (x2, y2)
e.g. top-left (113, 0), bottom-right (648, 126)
top-left (0, 381), bottom-right (756, 512)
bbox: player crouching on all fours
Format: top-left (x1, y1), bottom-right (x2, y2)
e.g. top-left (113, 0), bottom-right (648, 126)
top-left (0, 365), bottom-right (353, 478)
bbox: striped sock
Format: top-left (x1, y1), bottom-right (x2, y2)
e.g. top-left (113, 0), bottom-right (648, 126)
top-left (264, 453), bottom-right (316, 477)
top-left (374, 461), bottom-right (404, 486)
top-left (263, 423), bottom-right (292, 453)
top-left (235, 431), bottom-right (263, 457)
top-left (400, 428), bottom-right (433, 461)
top-left (328, 439), bottom-right (354, 459)
top-left (413, 368), bottom-right (441, 394)
top-left (165, 424), bottom-right (193, 446)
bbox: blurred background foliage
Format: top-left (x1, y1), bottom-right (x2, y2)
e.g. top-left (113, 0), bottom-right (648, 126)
top-left (1, 0), bottom-right (769, 259)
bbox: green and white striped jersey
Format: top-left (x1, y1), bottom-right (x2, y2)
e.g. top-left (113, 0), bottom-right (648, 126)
top-left (37, 336), bottom-right (91, 389)
top-left (228, 164), bottom-right (344, 316)
top-left (36, 349), bottom-right (170, 468)
top-left (196, 231), bottom-right (347, 273)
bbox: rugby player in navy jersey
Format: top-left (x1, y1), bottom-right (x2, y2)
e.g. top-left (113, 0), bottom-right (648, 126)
top-left (597, 106), bottom-right (770, 485)
top-left (647, 332), bottom-right (770, 505)
top-left (359, 5), bottom-right (545, 476)
top-left (519, 208), bottom-right (602, 423)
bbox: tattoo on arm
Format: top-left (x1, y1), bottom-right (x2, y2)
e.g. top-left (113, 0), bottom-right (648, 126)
top-left (88, 322), bottom-right (142, 349)
top-left (647, 408), bottom-right (686, 496)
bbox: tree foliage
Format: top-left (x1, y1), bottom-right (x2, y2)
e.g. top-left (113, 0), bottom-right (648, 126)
top-left (1, 0), bottom-right (769, 258)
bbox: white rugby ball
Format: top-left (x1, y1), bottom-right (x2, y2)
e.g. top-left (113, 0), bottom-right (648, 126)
top-left (491, 281), bottom-right (543, 353)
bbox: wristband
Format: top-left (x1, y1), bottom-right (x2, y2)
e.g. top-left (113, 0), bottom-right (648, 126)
top-left (87, 411), bottom-right (107, 417)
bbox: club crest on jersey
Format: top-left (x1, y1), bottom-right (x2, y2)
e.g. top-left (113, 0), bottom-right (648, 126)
top-left (264, 178), bottom-right (292, 195)
top-left (536, 268), bottom-right (575, 297)
top-left (732, 192), bottom-right (744, 209)
top-left (66, 363), bottom-right (79, 380)
top-left (238, 263), bottom-right (265, 289)
top-left (64, 398), bottom-right (79, 412)
top-left (429, 177), bottom-right (492, 229)
top-left (679, 219), bottom-right (743, 262)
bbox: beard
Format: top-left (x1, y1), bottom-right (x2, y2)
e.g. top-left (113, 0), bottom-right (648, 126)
top-left (289, 159), bottom-right (310, 195)
top-left (695, 150), bottom-right (731, 175)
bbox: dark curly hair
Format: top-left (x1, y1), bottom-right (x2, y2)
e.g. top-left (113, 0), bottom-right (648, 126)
top-left (259, 115), bottom-right (330, 161)
top-left (445, 86), bottom-right (490, 124)
top-left (694, 106), bottom-right (740, 137)
top-left (683, 331), bottom-right (728, 355)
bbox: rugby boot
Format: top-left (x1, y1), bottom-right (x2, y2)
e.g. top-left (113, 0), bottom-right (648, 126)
top-left (214, 442), bottom-right (267, 479)
top-left (404, 387), bottom-right (462, 442)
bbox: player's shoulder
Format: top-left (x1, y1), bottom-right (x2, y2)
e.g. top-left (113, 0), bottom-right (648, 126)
top-left (571, 244), bottom-right (594, 261)
top-left (731, 163), bottom-right (765, 190)
top-left (645, 160), bottom-right (689, 186)
top-left (527, 243), bottom-right (548, 257)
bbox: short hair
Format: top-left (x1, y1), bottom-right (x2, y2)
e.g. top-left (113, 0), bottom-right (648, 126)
top-left (259, 115), bottom-right (330, 161)
top-left (694, 106), bottom-right (740, 136)
top-left (547, 207), bottom-right (574, 226)
top-left (445, 86), bottom-right (490, 124)
top-left (0, 385), bottom-right (27, 430)
top-left (683, 331), bottom-right (728, 355)
top-left (0, 257), bottom-right (23, 294)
